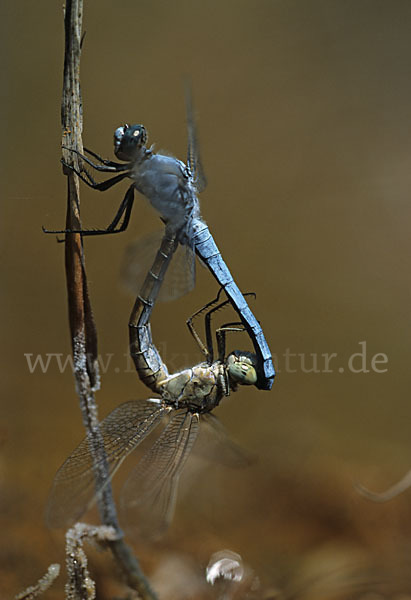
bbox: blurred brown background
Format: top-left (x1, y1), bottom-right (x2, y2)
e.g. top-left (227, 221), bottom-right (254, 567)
top-left (3, 1), bottom-right (411, 598)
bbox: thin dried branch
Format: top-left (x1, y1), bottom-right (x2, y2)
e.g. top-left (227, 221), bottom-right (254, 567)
top-left (62, 0), bottom-right (117, 538)
top-left (14, 564), bottom-right (60, 600)
top-left (60, 2), bottom-right (157, 598)
top-left (65, 523), bottom-right (117, 600)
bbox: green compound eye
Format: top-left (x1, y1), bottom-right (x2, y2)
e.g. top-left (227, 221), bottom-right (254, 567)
top-left (227, 355), bottom-right (258, 386)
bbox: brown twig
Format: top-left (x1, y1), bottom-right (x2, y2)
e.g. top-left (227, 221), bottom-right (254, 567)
top-left (14, 565), bottom-right (61, 600)
top-left (61, 2), bottom-right (157, 598)
top-left (65, 523), bottom-right (118, 600)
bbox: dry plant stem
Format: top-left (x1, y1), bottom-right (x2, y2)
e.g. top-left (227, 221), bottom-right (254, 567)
top-left (65, 524), bottom-right (117, 600)
top-left (61, 2), bottom-right (157, 598)
top-left (14, 565), bottom-right (61, 600)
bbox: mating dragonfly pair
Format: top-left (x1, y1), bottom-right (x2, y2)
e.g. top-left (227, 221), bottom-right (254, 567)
top-left (46, 90), bottom-right (275, 538)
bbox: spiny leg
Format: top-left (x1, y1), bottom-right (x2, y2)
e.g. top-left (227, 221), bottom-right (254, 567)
top-left (61, 162), bottom-right (131, 190)
top-left (186, 289), bottom-right (255, 363)
top-left (105, 185), bottom-right (135, 232)
top-left (84, 146), bottom-right (129, 169)
top-left (43, 184), bottom-right (135, 236)
top-left (216, 322), bottom-right (245, 363)
top-left (204, 293), bottom-right (255, 362)
top-left (63, 145), bottom-right (130, 171)
top-left (186, 288), bottom-right (225, 361)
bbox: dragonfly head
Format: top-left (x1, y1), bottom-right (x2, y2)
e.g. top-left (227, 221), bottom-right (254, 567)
top-left (114, 124), bottom-right (147, 161)
top-left (226, 351), bottom-right (258, 387)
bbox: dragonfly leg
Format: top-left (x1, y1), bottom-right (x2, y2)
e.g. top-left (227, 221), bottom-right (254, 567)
top-left (186, 290), bottom-right (256, 363)
top-left (104, 185), bottom-right (136, 233)
top-left (186, 319), bottom-right (210, 361)
top-left (216, 322), bottom-right (245, 363)
top-left (203, 292), bottom-right (255, 362)
top-left (62, 146), bottom-right (130, 172)
top-left (84, 146), bottom-right (129, 169)
top-left (42, 184), bottom-right (135, 236)
top-left (186, 289), bottom-right (226, 362)
top-left (61, 161), bottom-right (131, 191)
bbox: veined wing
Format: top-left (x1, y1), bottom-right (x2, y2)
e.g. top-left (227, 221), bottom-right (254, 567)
top-left (121, 230), bottom-right (196, 302)
top-left (121, 410), bottom-right (200, 539)
top-left (195, 413), bottom-right (255, 468)
top-left (185, 82), bottom-right (207, 193)
top-left (45, 399), bottom-right (169, 529)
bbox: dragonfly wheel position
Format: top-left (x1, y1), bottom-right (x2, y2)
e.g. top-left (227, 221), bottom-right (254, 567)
top-left (44, 101), bottom-right (275, 389)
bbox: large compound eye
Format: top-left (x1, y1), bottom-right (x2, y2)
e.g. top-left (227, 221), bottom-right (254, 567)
top-left (135, 125), bottom-right (147, 146)
top-left (227, 353), bottom-right (258, 386)
top-left (113, 124), bottom-right (146, 160)
top-left (127, 125), bottom-right (147, 146)
top-left (114, 125), bottom-right (126, 142)
top-left (114, 125), bottom-right (128, 154)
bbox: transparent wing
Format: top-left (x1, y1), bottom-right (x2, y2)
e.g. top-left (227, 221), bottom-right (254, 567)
top-left (46, 399), bottom-right (169, 529)
top-left (185, 82), bottom-right (207, 193)
top-left (195, 413), bottom-right (255, 468)
top-left (120, 230), bottom-right (196, 302)
top-left (121, 410), bottom-right (200, 539)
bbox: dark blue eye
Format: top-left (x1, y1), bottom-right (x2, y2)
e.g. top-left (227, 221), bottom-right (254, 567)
top-left (114, 124), bottom-right (147, 160)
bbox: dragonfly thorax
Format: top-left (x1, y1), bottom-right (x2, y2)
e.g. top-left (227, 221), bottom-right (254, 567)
top-left (160, 363), bottom-right (225, 413)
top-left (131, 154), bottom-right (200, 242)
top-left (114, 124), bottom-right (148, 161)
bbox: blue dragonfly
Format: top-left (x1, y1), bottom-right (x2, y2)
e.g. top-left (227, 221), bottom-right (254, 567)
top-left (44, 91), bottom-right (274, 390)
